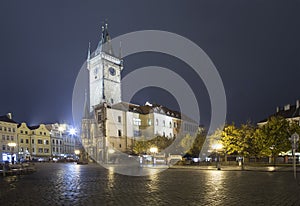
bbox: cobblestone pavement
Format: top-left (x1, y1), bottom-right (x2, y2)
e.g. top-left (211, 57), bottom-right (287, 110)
top-left (0, 163), bottom-right (300, 206)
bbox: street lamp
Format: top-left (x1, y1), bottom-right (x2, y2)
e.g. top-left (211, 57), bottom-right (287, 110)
top-left (289, 133), bottom-right (299, 179)
top-left (8, 142), bottom-right (17, 164)
top-left (212, 143), bottom-right (223, 170)
top-left (150, 147), bottom-right (158, 166)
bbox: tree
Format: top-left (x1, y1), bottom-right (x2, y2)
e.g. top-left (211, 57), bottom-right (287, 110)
top-left (258, 116), bottom-right (290, 164)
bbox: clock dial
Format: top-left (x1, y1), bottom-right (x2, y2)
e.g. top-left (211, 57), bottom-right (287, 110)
top-left (109, 67), bottom-right (116, 76)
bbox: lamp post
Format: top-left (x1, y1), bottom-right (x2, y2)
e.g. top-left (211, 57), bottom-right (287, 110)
top-left (150, 147), bottom-right (158, 166)
top-left (212, 143), bottom-right (223, 170)
top-left (8, 142), bottom-right (17, 164)
top-left (289, 133), bottom-right (299, 179)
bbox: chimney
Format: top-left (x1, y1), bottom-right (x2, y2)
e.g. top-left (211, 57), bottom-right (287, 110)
top-left (276, 107), bottom-right (280, 113)
top-left (284, 104), bottom-right (290, 111)
top-left (6, 112), bottom-right (12, 120)
top-left (296, 100), bottom-right (300, 109)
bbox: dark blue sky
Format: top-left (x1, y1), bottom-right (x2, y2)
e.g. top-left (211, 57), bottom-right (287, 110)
top-left (0, 1), bottom-right (299, 127)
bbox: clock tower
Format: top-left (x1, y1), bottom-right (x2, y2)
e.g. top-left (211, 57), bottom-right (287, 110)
top-left (87, 23), bottom-right (123, 112)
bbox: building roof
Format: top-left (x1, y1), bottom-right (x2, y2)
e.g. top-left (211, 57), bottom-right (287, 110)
top-left (258, 101), bottom-right (300, 123)
top-left (108, 101), bottom-right (184, 119)
top-left (0, 115), bottom-right (17, 124)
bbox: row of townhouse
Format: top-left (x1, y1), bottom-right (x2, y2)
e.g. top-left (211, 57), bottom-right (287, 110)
top-left (0, 113), bottom-right (79, 163)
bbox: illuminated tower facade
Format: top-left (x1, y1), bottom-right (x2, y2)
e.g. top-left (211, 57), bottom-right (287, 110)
top-left (87, 23), bottom-right (123, 112)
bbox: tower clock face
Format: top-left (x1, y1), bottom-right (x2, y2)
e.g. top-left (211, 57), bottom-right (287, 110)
top-left (109, 67), bottom-right (116, 76)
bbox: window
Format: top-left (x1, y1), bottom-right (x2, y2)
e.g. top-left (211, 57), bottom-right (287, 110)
top-left (20, 130), bottom-right (23, 134)
top-left (111, 98), bottom-right (114, 104)
top-left (32, 131), bottom-right (35, 134)
top-left (38, 148), bottom-right (43, 153)
top-left (0, 127), bottom-right (2, 131)
top-left (13, 128), bottom-right (15, 132)
top-left (133, 118), bottom-right (141, 126)
top-left (4, 127), bottom-right (6, 131)
top-left (148, 119), bottom-right (152, 126)
top-left (40, 132), bottom-right (42, 135)
top-left (8, 128), bottom-right (11, 132)
top-left (20, 147), bottom-right (23, 152)
top-left (26, 139), bottom-right (29, 144)
top-left (6, 136), bottom-right (9, 140)
top-left (163, 120), bottom-right (166, 127)
top-left (25, 131), bottom-right (28, 134)
top-left (45, 140), bottom-right (49, 145)
top-left (173, 122), bottom-right (177, 128)
top-left (44, 132), bottom-right (46, 135)
top-left (52, 139), bottom-right (55, 144)
top-left (118, 116), bottom-right (121, 123)
top-left (32, 139), bottom-right (35, 144)
top-left (11, 136), bottom-right (14, 141)
top-left (169, 122), bottom-right (172, 128)
top-left (97, 112), bottom-right (102, 121)
top-left (44, 148), bottom-right (49, 153)
top-left (60, 140), bottom-right (62, 145)
top-left (156, 119), bottom-right (158, 126)
top-left (119, 144), bottom-right (122, 148)
top-left (118, 130), bottom-right (122, 137)
top-left (20, 139), bottom-right (24, 143)
top-left (56, 140), bottom-right (58, 144)
top-left (2, 135), bottom-right (5, 140)
top-left (53, 147), bottom-right (55, 152)
top-left (38, 139), bottom-right (42, 144)
top-left (163, 132), bottom-right (165, 137)
top-left (2, 145), bottom-right (5, 150)
top-left (32, 148), bottom-right (35, 153)
top-left (134, 130), bottom-right (141, 137)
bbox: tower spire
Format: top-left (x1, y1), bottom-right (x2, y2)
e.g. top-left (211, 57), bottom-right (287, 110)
top-left (119, 41), bottom-right (122, 59)
top-left (87, 42), bottom-right (91, 61)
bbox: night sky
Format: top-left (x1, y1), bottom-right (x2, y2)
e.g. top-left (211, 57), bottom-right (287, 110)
top-left (0, 1), bottom-right (299, 128)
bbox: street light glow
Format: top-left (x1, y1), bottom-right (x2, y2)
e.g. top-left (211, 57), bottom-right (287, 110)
top-left (69, 128), bottom-right (76, 135)
top-left (150, 147), bottom-right (158, 154)
top-left (8, 142), bottom-right (17, 147)
top-left (74, 150), bottom-right (80, 155)
top-left (212, 143), bottom-right (223, 151)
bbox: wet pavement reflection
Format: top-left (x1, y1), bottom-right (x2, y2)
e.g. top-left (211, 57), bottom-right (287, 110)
top-left (0, 163), bottom-right (300, 206)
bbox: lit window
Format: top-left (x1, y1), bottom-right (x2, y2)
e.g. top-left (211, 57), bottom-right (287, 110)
top-left (133, 118), bottom-right (141, 126)
top-left (148, 119), bottom-right (152, 126)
